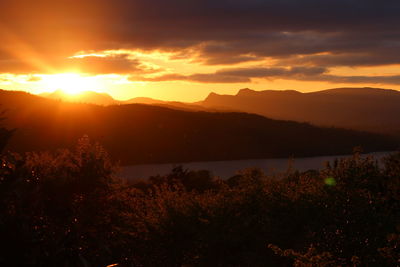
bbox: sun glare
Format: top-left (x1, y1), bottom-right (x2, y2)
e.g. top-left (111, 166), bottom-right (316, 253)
top-left (41, 73), bottom-right (100, 95)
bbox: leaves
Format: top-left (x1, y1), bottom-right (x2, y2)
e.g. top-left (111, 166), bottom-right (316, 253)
top-left (1, 143), bottom-right (399, 266)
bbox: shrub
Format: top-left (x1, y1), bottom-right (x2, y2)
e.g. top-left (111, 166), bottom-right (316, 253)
top-left (1, 141), bottom-right (399, 266)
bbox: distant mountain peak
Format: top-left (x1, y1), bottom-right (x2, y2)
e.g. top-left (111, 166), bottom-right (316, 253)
top-left (237, 88), bottom-right (254, 96)
top-left (204, 92), bottom-right (222, 101)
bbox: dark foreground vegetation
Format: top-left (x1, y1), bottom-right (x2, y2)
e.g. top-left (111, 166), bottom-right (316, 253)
top-left (0, 135), bottom-right (399, 266)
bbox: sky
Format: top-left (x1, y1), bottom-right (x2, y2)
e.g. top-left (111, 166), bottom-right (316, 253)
top-left (1, 0), bottom-right (400, 102)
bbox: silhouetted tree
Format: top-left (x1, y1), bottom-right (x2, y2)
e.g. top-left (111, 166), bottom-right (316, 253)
top-left (1, 140), bottom-right (399, 266)
top-left (0, 110), bottom-right (13, 153)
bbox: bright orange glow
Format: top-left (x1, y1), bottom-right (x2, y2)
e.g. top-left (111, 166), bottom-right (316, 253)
top-left (0, 24), bottom-right (56, 74)
top-left (1, 46), bottom-right (400, 102)
top-left (40, 73), bottom-right (102, 95)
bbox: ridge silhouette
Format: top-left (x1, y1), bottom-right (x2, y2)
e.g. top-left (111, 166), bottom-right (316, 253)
top-left (1, 89), bottom-right (397, 164)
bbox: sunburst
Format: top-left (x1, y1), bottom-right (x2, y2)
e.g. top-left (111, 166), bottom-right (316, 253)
top-left (41, 73), bottom-right (99, 95)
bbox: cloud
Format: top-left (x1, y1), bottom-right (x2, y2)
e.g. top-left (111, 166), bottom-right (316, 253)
top-left (280, 52), bottom-right (400, 67)
top-left (1, 0), bottom-right (400, 73)
top-left (217, 66), bottom-right (327, 77)
top-left (131, 66), bottom-right (400, 85)
top-left (0, 54), bottom-right (160, 75)
top-left (66, 54), bottom-right (156, 74)
top-left (130, 66), bottom-right (326, 83)
top-left (131, 73), bottom-right (250, 83)
top-left (303, 74), bottom-right (400, 85)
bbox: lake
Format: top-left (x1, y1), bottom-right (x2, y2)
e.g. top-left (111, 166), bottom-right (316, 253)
top-left (119, 151), bottom-right (394, 180)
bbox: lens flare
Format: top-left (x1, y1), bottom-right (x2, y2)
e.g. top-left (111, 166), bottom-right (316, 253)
top-left (324, 177), bottom-right (337, 186)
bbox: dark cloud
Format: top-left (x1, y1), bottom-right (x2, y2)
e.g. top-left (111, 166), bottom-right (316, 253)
top-left (1, 0), bottom-right (400, 72)
top-left (0, 54), bottom-right (158, 75)
top-left (217, 66), bottom-right (327, 78)
top-left (130, 66), bottom-right (326, 83)
top-left (131, 66), bottom-right (400, 85)
top-left (303, 74), bottom-right (400, 85)
top-left (66, 54), bottom-right (157, 75)
top-left (280, 52), bottom-right (400, 67)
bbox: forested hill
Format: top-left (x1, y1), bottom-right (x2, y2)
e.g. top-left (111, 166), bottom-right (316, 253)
top-left (1, 89), bottom-right (398, 164)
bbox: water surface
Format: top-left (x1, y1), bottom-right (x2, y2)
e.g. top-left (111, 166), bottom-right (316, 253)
top-left (120, 151), bottom-right (393, 180)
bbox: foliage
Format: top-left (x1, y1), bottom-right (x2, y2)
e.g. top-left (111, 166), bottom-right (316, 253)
top-left (0, 138), bottom-right (399, 266)
top-left (0, 137), bottom-right (130, 266)
top-left (0, 110), bottom-right (14, 153)
top-left (268, 244), bottom-right (337, 267)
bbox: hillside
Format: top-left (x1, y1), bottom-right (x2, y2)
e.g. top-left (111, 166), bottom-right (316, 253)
top-left (201, 87), bottom-right (400, 135)
top-left (1, 89), bottom-right (398, 164)
top-left (125, 97), bottom-right (211, 112)
top-left (40, 90), bottom-right (207, 111)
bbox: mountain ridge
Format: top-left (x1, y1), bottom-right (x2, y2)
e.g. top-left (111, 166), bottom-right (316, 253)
top-left (25, 87), bottom-right (400, 136)
top-left (1, 89), bottom-right (397, 165)
top-left (201, 87), bottom-right (400, 135)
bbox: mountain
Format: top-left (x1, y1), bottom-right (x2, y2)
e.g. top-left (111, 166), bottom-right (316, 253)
top-left (125, 97), bottom-right (167, 105)
top-left (201, 87), bottom-right (400, 135)
top-left (124, 97), bottom-right (210, 111)
top-left (39, 90), bottom-right (209, 111)
top-left (40, 90), bottom-right (118, 105)
top-left (1, 89), bottom-right (397, 165)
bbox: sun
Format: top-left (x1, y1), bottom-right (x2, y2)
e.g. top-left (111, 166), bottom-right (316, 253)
top-left (41, 73), bottom-right (100, 95)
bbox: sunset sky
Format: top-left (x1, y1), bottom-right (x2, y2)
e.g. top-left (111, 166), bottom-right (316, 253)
top-left (1, 0), bottom-right (400, 102)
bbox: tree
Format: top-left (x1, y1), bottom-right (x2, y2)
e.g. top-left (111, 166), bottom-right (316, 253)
top-left (0, 110), bottom-right (14, 153)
